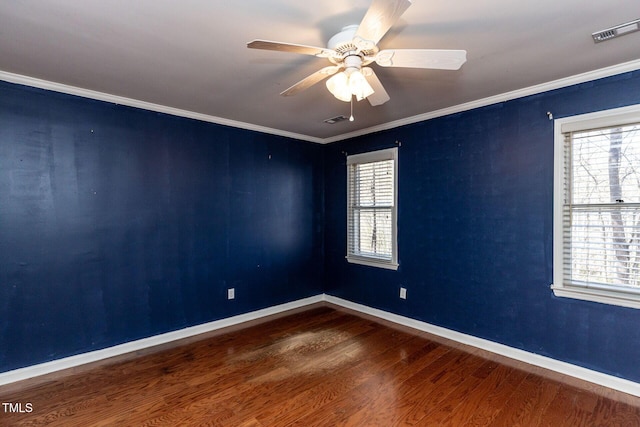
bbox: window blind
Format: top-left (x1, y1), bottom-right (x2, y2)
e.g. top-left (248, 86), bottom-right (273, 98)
top-left (346, 148), bottom-right (397, 268)
top-left (563, 123), bottom-right (640, 290)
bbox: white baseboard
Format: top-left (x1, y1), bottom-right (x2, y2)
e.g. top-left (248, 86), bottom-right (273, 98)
top-left (0, 295), bottom-right (323, 386)
top-left (324, 295), bottom-right (640, 397)
top-left (3, 293), bottom-right (639, 397)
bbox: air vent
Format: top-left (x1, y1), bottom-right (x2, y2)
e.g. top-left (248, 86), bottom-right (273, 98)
top-left (324, 115), bottom-right (349, 124)
top-left (592, 19), bottom-right (640, 43)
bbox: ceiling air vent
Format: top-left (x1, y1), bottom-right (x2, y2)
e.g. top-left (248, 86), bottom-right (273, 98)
top-left (592, 19), bottom-right (640, 43)
top-left (323, 115), bottom-right (349, 124)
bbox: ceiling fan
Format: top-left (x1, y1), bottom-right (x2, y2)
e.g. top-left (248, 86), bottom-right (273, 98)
top-left (247, 0), bottom-right (467, 106)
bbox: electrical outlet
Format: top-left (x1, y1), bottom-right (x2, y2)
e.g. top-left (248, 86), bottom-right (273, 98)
top-left (400, 287), bottom-right (407, 299)
top-left (228, 288), bottom-right (235, 300)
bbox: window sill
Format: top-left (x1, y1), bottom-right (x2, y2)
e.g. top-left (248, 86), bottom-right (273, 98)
top-left (551, 284), bottom-right (640, 309)
top-left (346, 256), bottom-right (399, 270)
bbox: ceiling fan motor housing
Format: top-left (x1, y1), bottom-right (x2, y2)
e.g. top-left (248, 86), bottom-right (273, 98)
top-left (246, 0), bottom-right (466, 107)
top-left (343, 55), bottom-right (363, 75)
top-left (328, 25), bottom-right (378, 58)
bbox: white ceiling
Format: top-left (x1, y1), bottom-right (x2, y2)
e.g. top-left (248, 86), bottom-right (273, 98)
top-left (0, 0), bottom-right (639, 143)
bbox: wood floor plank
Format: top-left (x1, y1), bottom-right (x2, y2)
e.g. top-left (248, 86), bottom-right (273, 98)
top-left (394, 351), bottom-right (485, 425)
top-left (332, 339), bottom-right (460, 426)
top-left (539, 383), bottom-right (602, 427)
top-left (255, 337), bottom-right (437, 425)
top-left (1, 304), bottom-right (639, 426)
top-left (214, 337), bottom-right (380, 424)
top-left (404, 356), bottom-right (505, 426)
top-left (263, 328), bottom-right (430, 426)
top-left (440, 363), bottom-right (525, 425)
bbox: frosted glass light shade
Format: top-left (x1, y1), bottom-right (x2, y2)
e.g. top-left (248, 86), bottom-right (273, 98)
top-left (326, 69), bottom-right (376, 103)
top-left (348, 70), bottom-right (374, 101)
top-left (326, 72), bottom-right (352, 102)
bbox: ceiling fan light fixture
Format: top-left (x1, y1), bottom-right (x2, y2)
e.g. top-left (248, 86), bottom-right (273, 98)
top-left (349, 70), bottom-right (374, 101)
top-left (326, 72), bottom-right (352, 102)
top-left (326, 68), bottom-right (374, 102)
top-left (249, 0), bottom-right (465, 107)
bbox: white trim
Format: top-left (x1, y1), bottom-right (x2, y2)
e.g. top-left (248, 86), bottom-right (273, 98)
top-left (346, 256), bottom-right (399, 270)
top-left (346, 147), bottom-right (397, 165)
top-left (560, 109), bottom-right (640, 133)
top-left (552, 104), bottom-right (640, 309)
top-left (3, 59), bottom-right (640, 145)
top-left (346, 147), bottom-right (398, 269)
top-left (551, 285), bottom-right (640, 309)
top-left (2, 293), bottom-right (639, 396)
top-left (0, 295), bottom-right (323, 386)
top-left (0, 71), bottom-right (324, 145)
top-left (324, 295), bottom-right (640, 397)
top-left (323, 59), bottom-right (640, 143)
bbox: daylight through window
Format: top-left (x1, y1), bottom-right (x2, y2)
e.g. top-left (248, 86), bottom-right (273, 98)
top-left (553, 105), bottom-right (640, 308)
top-left (347, 148), bottom-right (398, 270)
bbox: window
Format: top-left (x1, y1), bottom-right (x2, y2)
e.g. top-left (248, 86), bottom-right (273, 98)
top-left (346, 147), bottom-right (398, 270)
top-left (552, 105), bottom-right (640, 308)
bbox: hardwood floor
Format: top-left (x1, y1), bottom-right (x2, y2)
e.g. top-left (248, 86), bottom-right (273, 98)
top-left (1, 304), bottom-right (639, 426)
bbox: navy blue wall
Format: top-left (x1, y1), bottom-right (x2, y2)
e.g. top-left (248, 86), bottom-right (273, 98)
top-left (324, 70), bottom-right (640, 383)
top-left (0, 81), bottom-right (324, 372)
top-left (3, 69), bottom-right (640, 384)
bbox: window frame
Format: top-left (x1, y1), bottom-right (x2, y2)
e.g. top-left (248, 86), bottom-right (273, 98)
top-left (346, 147), bottom-right (399, 270)
top-left (552, 104), bottom-right (640, 309)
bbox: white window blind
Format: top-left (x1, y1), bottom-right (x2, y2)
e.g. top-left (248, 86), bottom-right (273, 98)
top-left (346, 148), bottom-right (398, 270)
top-left (553, 105), bottom-right (640, 308)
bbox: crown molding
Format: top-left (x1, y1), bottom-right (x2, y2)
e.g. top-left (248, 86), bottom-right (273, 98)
top-left (2, 58), bottom-right (640, 145)
top-left (0, 71), bottom-right (324, 144)
top-left (323, 58), bottom-right (640, 143)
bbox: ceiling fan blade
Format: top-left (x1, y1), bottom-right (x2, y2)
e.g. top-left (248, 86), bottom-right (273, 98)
top-left (247, 40), bottom-right (338, 59)
top-left (354, 0), bottom-right (412, 49)
top-left (362, 68), bottom-right (390, 106)
top-left (375, 49), bottom-right (467, 70)
top-left (280, 66), bottom-right (341, 96)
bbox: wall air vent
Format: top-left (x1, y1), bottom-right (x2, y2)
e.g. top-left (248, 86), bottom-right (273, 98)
top-left (592, 18), bottom-right (640, 43)
top-left (323, 115), bottom-right (349, 124)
